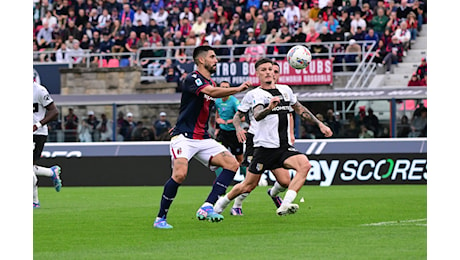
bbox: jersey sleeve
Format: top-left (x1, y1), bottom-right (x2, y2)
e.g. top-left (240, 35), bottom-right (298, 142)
top-left (39, 85), bottom-right (53, 108)
top-left (183, 73), bottom-right (212, 96)
top-left (237, 91), bottom-right (254, 113)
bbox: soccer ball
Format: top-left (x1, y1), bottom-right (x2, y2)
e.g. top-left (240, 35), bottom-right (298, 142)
top-left (287, 45), bottom-right (312, 69)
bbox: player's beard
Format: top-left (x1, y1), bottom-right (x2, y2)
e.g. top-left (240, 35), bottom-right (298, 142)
top-left (205, 62), bottom-right (216, 74)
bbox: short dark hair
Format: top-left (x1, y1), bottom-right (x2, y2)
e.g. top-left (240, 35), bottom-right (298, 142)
top-left (272, 61), bottom-right (280, 68)
top-left (255, 58), bottom-right (273, 70)
top-left (193, 45), bottom-right (215, 64)
top-left (219, 81), bottom-right (230, 87)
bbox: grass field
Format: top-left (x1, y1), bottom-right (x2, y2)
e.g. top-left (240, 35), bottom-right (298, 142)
top-left (33, 185), bottom-right (426, 259)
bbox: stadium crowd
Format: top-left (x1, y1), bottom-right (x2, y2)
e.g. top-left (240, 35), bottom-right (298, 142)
top-left (33, 0), bottom-right (427, 142)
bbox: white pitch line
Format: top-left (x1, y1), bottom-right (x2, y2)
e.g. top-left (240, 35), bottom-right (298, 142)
top-left (361, 218), bottom-right (427, 226)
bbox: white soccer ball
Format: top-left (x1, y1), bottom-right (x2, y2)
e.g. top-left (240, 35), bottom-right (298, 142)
top-left (287, 45), bottom-right (312, 69)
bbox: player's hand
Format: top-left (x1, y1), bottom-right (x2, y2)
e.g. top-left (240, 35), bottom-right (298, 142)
top-left (269, 96), bottom-right (280, 110)
top-left (236, 128), bottom-right (247, 143)
top-left (320, 124), bottom-right (333, 137)
top-left (33, 125), bottom-right (38, 132)
top-left (239, 81), bottom-right (252, 92)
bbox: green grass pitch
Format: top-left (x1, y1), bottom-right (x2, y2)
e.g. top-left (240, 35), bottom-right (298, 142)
top-left (34, 185), bottom-right (426, 259)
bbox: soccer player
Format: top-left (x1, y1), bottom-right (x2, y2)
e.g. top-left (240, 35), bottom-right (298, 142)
top-left (153, 45), bottom-right (252, 229)
top-left (214, 58), bottom-right (333, 216)
top-left (214, 80), bottom-right (245, 176)
top-left (225, 62), bottom-right (295, 216)
top-left (33, 81), bottom-right (62, 208)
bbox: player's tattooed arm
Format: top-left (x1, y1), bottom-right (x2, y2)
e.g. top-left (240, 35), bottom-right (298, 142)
top-left (254, 97), bottom-right (280, 121)
top-left (292, 101), bottom-right (322, 126)
top-left (233, 111), bottom-right (245, 132)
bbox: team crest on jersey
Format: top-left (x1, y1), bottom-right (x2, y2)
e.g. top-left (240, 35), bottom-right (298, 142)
top-left (282, 92), bottom-right (290, 101)
top-left (177, 147), bottom-right (182, 155)
top-left (256, 163), bottom-right (264, 171)
top-left (44, 94), bottom-right (50, 101)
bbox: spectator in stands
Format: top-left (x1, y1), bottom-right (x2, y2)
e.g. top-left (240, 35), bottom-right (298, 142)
top-left (37, 22), bottom-right (54, 49)
top-left (63, 107), bottom-right (79, 142)
top-left (97, 113), bottom-right (113, 141)
top-left (154, 112), bottom-right (172, 140)
top-left (265, 28), bottom-right (278, 56)
top-left (318, 0), bottom-right (340, 21)
top-left (319, 26), bottom-right (334, 42)
top-left (78, 117), bottom-right (93, 142)
top-left (361, 3), bottom-right (374, 24)
top-left (397, 115), bottom-right (411, 138)
top-left (364, 28), bottom-right (379, 51)
top-left (253, 14), bottom-right (268, 41)
top-left (383, 35), bottom-right (404, 66)
top-left (240, 38), bottom-right (265, 62)
top-left (66, 19), bottom-right (84, 41)
top-left (138, 41), bottom-right (154, 75)
top-left (80, 34), bottom-right (91, 49)
top-left (179, 17), bottom-right (193, 38)
top-left (331, 42), bottom-right (346, 72)
top-left (134, 7), bottom-right (149, 26)
top-left (386, 11), bottom-right (399, 33)
top-left (124, 112), bottom-right (137, 141)
top-left (85, 111), bottom-right (100, 141)
top-left (406, 11), bottom-right (418, 42)
top-left (133, 18), bottom-right (148, 37)
top-left (396, 0), bottom-right (413, 20)
top-left (325, 14), bottom-right (339, 33)
top-left (53, 0), bottom-right (70, 24)
top-left (394, 21), bottom-right (411, 53)
top-left (292, 26), bottom-right (307, 43)
top-left (99, 33), bottom-right (114, 56)
top-left (179, 6), bottom-right (194, 21)
top-left (359, 124), bottom-right (374, 138)
top-left (309, 1), bottom-right (321, 21)
top-left (98, 8), bottom-right (112, 29)
top-left (363, 108), bottom-right (380, 137)
top-left (381, 46), bottom-right (399, 73)
top-left (314, 15), bottom-right (327, 33)
top-left (152, 7), bottom-right (168, 33)
top-left (352, 26), bottom-right (366, 42)
top-left (191, 16), bottom-right (207, 36)
top-left (275, 25), bottom-right (292, 56)
top-left (338, 10), bottom-right (352, 35)
top-left (88, 8), bottom-right (100, 28)
top-left (205, 28), bottom-right (222, 46)
top-left (350, 11), bottom-right (367, 37)
top-left (345, 0), bottom-right (362, 17)
top-left (75, 9), bottom-right (89, 28)
top-left (299, 2), bottom-right (310, 21)
top-left (370, 7), bottom-right (389, 37)
top-left (116, 112), bottom-right (130, 141)
top-left (125, 31), bottom-right (139, 53)
top-left (110, 19), bottom-right (122, 38)
top-left (261, 1), bottom-right (272, 19)
top-left (311, 38), bottom-right (329, 59)
top-left (42, 11), bottom-right (58, 29)
top-left (120, 4), bottom-right (134, 25)
top-left (266, 12), bottom-right (280, 34)
top-left (110, 32), bottom-right (125, 59)
top-left (68, 41), bottom-right (85, 63)
top-left (325, 109), bottom-right (342, 137)
top-left (120, 17), bottom-right (133, 36)
top-left (408, 73), bottom-right (423, 87)
top-left (306, 26), bottom-right (320, 43)
top-left (342, 118), bottom-right (360, 138)
top-left (332, 25), bottom-right (345, 42)
top-left (409, 106), bottom-right (427, 137)
top-left (411, 0), bottom-right (424, 32)
top-left (345, 39), bottom-right (361, 71)
top-left (284, 1), bottom-right (301, 24)
top-left (229, 13), bottom-right (242, 34)
top-left (56, 43), bottom-right (70, 62)
top-left (150, 0), bottom-right (164, 13)
top-left (416, 57), bottom-right (427, 79)
top-left (371, 39), bottom-right (387, 65)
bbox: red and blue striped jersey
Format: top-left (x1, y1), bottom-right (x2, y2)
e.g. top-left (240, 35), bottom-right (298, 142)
top-left (171, 70), bottom-right (216, 139)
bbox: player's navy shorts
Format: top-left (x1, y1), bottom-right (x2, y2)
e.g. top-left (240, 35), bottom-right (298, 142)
top-left (248, 145), bottom-right (306, 175)
top-left (217, 129), bottom-right (243, 156)
top-left (33, 135), bottom-right (48, 162)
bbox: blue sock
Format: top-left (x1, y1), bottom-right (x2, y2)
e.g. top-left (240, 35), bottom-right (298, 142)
top-left (157, 178), bottom-right (180, 219)
top-left (206, 169), bottom-right (236, 204)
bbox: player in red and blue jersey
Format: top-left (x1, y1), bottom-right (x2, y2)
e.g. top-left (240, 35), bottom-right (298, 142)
top-left (153, 45), bottom-right (252, 229)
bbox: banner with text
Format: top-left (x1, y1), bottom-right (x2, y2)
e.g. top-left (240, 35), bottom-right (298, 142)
top-left (177, 59), bottom-right (333, 86)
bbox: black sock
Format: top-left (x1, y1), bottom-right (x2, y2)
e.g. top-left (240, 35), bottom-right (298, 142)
top-left (205, 169), bottom-right (236, 204)
top-left (157, 178), bottom-right (180, 219)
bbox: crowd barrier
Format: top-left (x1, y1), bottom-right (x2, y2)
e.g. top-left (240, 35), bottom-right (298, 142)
top-left (37, 138), bottom-right (427, 187)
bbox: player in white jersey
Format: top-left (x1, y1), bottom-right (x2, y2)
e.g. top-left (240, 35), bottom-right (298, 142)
top-left (215, 58), bottom-right (333, 216)
top-left (33, 81), bottom-right (62, 208)
top-left (225, 62), bottom-right (294, 215)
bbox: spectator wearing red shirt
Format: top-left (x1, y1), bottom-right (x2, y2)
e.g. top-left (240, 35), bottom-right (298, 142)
top-left (179, 17), bottom-right (193, 37)
top-left (416, 58), bottom-right (427, 79)
top-left (407, 73), bottom-right (422, 87)
top-left (125, 31), bottom-right (139, 52)
top-left (306, 26), bottom-right (320, 43)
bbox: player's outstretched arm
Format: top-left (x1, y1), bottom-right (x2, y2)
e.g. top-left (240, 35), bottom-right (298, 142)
top-left (233, 111), bottom-right (247, 143)
top-left (292, 101), bottom-right (333, 137)
top-left (201, 81), bottom-right (252, 98)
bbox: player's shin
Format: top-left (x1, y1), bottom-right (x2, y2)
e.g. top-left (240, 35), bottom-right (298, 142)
top-left (33, 165), bottom-right (53, 177)
top-left (205, 169), bottom-right (236, 204)
top-left (157, 178), bottom-right (181, 219)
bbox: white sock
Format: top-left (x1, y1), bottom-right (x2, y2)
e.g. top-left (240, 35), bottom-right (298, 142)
top-left (232, 193), bottom-right (249, 208)
top-left (270, 182), bottom-right (286, 197)
top-left (33, 165), bottom-right (53, 177)
top-left (214, 194), bottom-right (231, 214)
top-left (201, 202), bottom-right (213, 208)
top-left (33, 173), bottom-right (39, 204)
top-left (282, 190), bottom-right (297, 205)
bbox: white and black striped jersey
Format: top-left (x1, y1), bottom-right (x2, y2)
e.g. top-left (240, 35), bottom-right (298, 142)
top-left (33, 82), bottom-right (53, 136)
top-left (243, 84), bottom-right (296, 148)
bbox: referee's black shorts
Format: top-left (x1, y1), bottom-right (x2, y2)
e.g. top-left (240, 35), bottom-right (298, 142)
top-left (248, 145), bottom-right (305, 175)
top-left (217, 129), bottom-right (243, 156)
top-left (33, 134), bottom-right (48, 162)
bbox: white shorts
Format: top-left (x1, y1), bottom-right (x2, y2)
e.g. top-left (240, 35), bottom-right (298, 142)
top-left (170, 134), bottom-right (228, 171)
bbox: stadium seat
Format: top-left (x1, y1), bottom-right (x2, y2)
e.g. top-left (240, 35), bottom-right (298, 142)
top-left (107, 59), bottom-right (120, 68)
top-left (99, 59), bottom-right (108, 68)
top-left (120, 58), bottom-right (130, 67)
